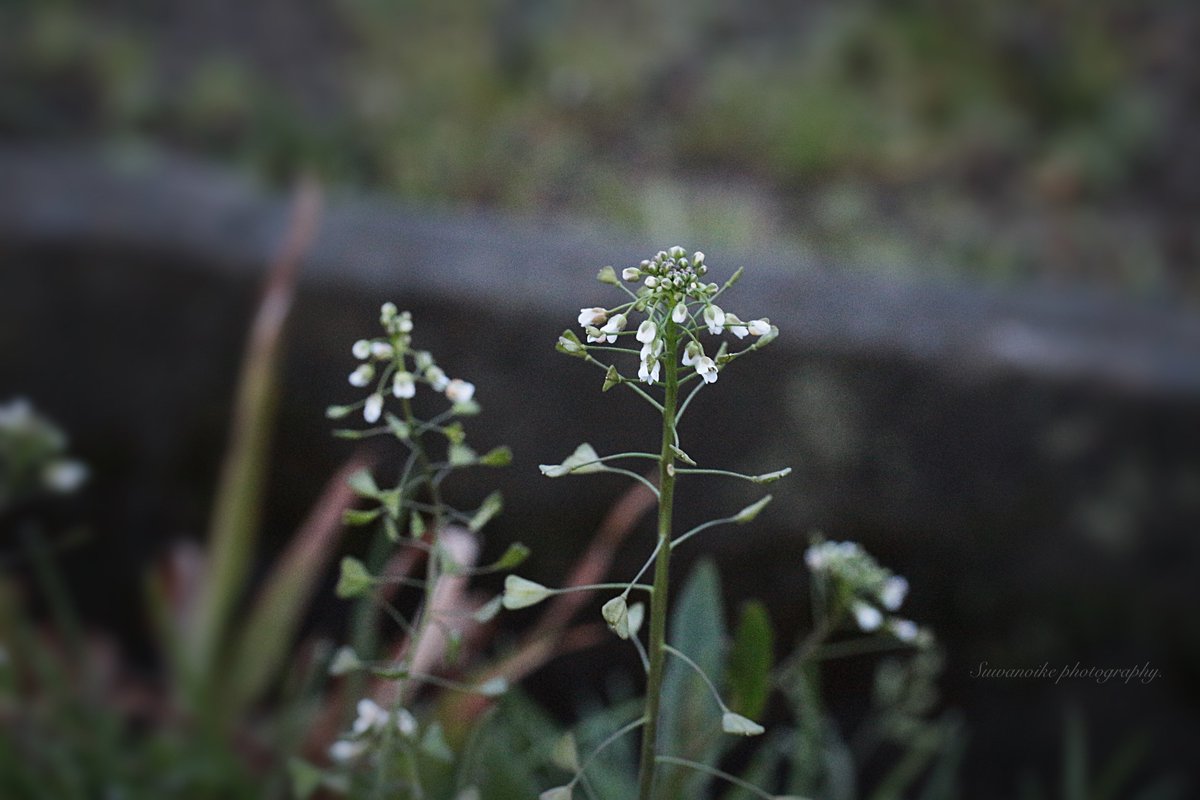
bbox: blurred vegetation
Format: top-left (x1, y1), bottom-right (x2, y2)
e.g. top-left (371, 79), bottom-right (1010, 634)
top-left (1, 0), bottom-right (1195, 293)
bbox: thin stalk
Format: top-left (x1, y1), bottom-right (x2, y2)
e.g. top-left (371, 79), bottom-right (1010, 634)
top-left (637, 318), bottom-right (679, 800)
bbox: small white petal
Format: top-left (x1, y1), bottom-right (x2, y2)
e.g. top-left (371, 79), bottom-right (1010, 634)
top-left (879, 576), bottom-right (909, 611)
top-left (636, 320), bottom-right (658, 343)
top-left (425, 365), bottom-right (450, 390)
top-left (694, 355), bottom-right (718, 384)
top-left (681, 340), bottom-right (703, 366)
top-left (445, 379), bottom-right (475, 404)
top-left (352, 339), bottom-right (372, 359)
top-left (43, 460), bottom-right (87, 493)
top-left (392, 371), bottom-right (416, 399)
top-left (852, 601), bottom-right (883, 632)
top-left (363, 394), bottom-right (383, 423)
top-left (748, 319), bottom-right (771, 336)
top-left (329, 739), bottom-right (368, 762)
top-left (353, 699), bottom-right (389, 735)
top-left (395, 708), bottom-right (418, 737)
top-left (703, 304), bottom-right (726, 335)
top-left (890, 618), bottom-right (920, 643)
top-left (370, 341), bottom-right (394, 359)
top-left (622, 267), bottom-right (641, 281)
top-left (672, 302), bottom-right (688, 323)
top-left (578, 307), bottom-right (607, 327)
top-left (349, 364), bottom-right (374, 387)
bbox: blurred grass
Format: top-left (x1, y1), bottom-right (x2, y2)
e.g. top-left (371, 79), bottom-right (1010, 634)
top-left (1, 0), bottom-right (1193, 298)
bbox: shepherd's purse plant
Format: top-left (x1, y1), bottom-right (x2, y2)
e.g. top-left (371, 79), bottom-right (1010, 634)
top-left (504, 247), bottom-right (791, 800)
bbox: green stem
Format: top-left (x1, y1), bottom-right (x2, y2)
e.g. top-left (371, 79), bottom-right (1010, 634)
top-left (637, 318), bottom-right (679, 800)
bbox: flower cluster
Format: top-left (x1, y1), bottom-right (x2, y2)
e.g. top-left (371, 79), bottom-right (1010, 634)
top-left (0, 398), bottom-right (88, 511)
top-left (805, 538), bottom-right (929, 646)
top-left (328, 698), bottom-right (418, 763)
top-left (341, 303), bottom-right (475, 424)
top-left (566, 247), bottom-right (777, 388)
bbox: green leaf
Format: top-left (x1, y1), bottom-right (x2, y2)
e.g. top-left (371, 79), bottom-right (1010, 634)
top-left (493, 542), bottom-right (531, 570)
top-left (335, 557), bottom-right (374, 599)
top-left (384, 515), bottom-right (400, 542)
top-left (660, 560), bottom-right (727, 797)
top-left (421, 722), bottom-right (454, 762)
top-left (728, 601), bottom-right (774, 719)
top-left (443, 422), bottom-right (467, 444)
top-left (346, 468), bottom-right (380, 498)
top-left (452, 400), bottom-right (481, 416)
top-left (288, 757), bottom-right (324, 800)
top-left (479, 445), bottom-right (513, 467)
top-left (342, 507), bottom-right (382, 526)
top-left (469, 491), bottom-right (503, 531)
top-left (384, 412), bottom-right (410, 440)
top-left (449, 442), bottom-right (478, 466)
top-left (602, 365), bottom-right (621, 392)
top-left (473, 595), bottom-right (503, 623)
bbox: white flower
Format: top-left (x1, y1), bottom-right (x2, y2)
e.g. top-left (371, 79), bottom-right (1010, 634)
top-left (392, 371), bottom-right (416, 398)
top-left (586, 326), bottom-right (606, 343)
top-left (352, 698), bottom-right (390, 736)
top-left (672, 302), bottom-right (689, 323)
top-left (599, 313), bottom-right (627, 342)
top-left (681, 340), bottom-right (703, 366)
top-left (329, 738), bottom-right (368, 762)
top-left (445, 379), bottom-right (475, 404)
top-left (349, 364), bottom-right (374, 387)
top-left (370, 341), bottom-right (394, 359)
top-left (396, 312), bottom-right (414, 333)
top-left (636, 319), bottom-right (658, 343)
top-left (805, 544), bottom-right (826, 571)
top-left (638, 358), bottom-right (661, 385)
top-left (694, 355), bottom-right (718, 384)
top-left (852, 601), bottom-right (883, 632)
top-left (425, 365), bottom-right (449, 391)
top-left (395, 708), bottom-right (418, 737)
top-left (748, 318), bottom-right (771, 336)
top-left (889, 618), bottom-right (920, 643)
top-left (703, 304), bottom-right (726, 335)
top-left (693, 250), bottom-right (705, 265)
top-left (43, 460), bottom-right (88, 493)
top-left (352, 339), bottom-right (371, 359)
top-left (380, 302), bottom-right (398, 323)
top-left (622, 267), bottom-right (641, 281)
top-left (725, 313), bottom-right (749, 339)
top-left (879, 576), bottom-right (909, 611)
top-left (502, 575), bottom-right (553, 609)
top-left (644, 276), bottom-right (658, 288)
top-left (363, 394), bottom-right (383, 423)
top-left (639, 337), bottom-right (663, 362)
top-left (578, 307), bottom-right (607, 327)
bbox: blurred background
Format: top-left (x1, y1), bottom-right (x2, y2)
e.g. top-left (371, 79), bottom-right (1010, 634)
top-left (2, 0), bottom-right (1199, 797)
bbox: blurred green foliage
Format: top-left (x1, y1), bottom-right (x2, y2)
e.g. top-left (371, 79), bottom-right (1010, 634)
top-left (0, 1), bottom-right (1191, 287)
